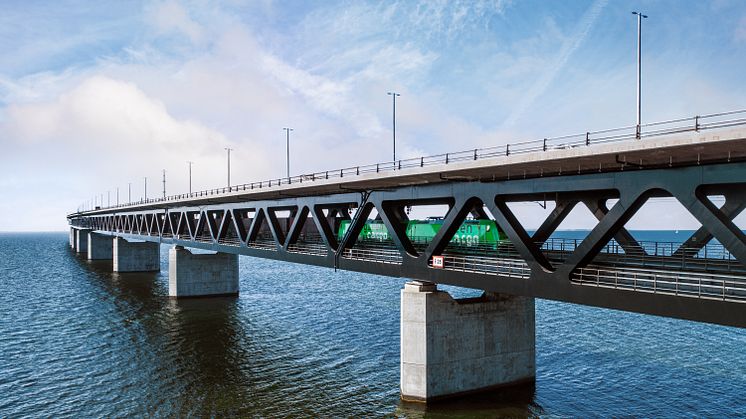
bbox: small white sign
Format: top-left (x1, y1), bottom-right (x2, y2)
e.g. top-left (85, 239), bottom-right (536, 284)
top-left (432, 255), bottom-right (444, 268)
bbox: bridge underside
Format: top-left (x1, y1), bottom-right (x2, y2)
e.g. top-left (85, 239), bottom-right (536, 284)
top-left (70, 162), bottom-right (746, 328)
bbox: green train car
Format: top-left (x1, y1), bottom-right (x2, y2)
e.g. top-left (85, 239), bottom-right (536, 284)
top-left (337, 218), bottom-right (506, 247)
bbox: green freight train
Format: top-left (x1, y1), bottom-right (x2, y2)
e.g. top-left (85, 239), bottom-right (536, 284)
top-left (337, 218), bottom-right (506, 247)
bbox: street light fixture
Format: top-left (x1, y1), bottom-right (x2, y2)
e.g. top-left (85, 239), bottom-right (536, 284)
top-left (186, 161), bottom-right (194, 194)
top-left (632, 11), bottom-right (648, 139)
top-left (224, 147), bottom-right (233, 189)
top-left (387, 92), bottom-right (401, 163)
top-left (283, 127), bottom-right (293, 178)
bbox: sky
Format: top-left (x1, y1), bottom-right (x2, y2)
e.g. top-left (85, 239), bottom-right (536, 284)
top-left (1, 0), bottom-right (745, 231)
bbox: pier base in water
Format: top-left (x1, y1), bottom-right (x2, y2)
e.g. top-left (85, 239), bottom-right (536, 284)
top-left (87, 232), bottom-right (113, 260)
top-left (113, 237), bottom-right (160, 272)
top-left (168, 246), bottom-right (239, 298)
top-left (400, 281), bottom-right (535, 403)
top-left (73, 228), bottom-right (92, 254)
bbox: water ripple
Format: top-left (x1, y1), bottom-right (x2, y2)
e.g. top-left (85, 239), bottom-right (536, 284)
top-left (0, 233), bottom-right (745, 417)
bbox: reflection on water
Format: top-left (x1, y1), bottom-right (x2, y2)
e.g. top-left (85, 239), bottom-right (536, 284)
top-left (395, 382), bottom-right (542, 418)
top-left (74, 256), bottom-right (254, 416)
top-left (1, 233), bottom-right (746, 417)
top-left (157, 297), bottom-right (248, 417)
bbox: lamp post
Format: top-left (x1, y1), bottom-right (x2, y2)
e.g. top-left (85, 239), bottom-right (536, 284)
top-left (283, 127), bottom-right (293, 178)
top-left (116, 187), bottom-right (119, 206)
top-left (632, 11), bottom-right (648, 139)
top-left (162, 169), bottom-right (166, 199)
top-left (387, 91), bottom-right (401, 163)
top-left (224, 147), bottom-right (233, 189)
top-left (144, 177), bottom-right (148, 201)
top-left (186, 161), bottom-right (193, 194)
top-left (128, 183), bottom-right (131, 204)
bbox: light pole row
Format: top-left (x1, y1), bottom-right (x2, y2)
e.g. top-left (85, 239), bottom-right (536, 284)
top-left (85, 14), bottom-right (647, 211)
top-left (283, 128), bottom-right (293, 178)
top-left (88, 100), bottom-right (385, 210)
top-left (388, 92), bottom-right (400, 163)
top-left (633, 11), bottom-right (648, 139)
top-left (224, 148), bottom-right (233, 190)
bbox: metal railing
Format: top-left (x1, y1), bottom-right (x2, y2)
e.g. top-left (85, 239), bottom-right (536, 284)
top-left (434, 253), bottom-right (531, 279)
top-left (333, 235), bottom-right (746, 303)
top-left (76, 217), bottom-right (746, 302)
top-left (574, 265), bottom-right (746, 302)
top-left (541, 237), bottom-right (736, 260)
top-left (540, 237), bottom-right (743, 274)
top-left (247, 239), bottom-right (277, 251)
top-left (217, 236), bottom-right (242, 247)
top-left (287, 241), bottom-right (328, 256)
top-left (342, 246), bottom-right (402, 264)
top-left (76, 108), bottom-right (746, 214)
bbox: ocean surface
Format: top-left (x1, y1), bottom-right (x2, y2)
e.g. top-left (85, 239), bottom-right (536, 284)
top-left (1, 231), bottom-right (745, 417)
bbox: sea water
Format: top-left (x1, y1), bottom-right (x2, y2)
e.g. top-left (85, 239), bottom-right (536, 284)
top-left (0, 232), bottom-right (745, 417)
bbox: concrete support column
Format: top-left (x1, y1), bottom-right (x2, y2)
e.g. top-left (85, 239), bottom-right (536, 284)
top-left (74, 228), bottom-right (92, 254)
top-left (113, 237), bottom-right (160, 272)
top-left (400, 281), bottom-right (535, 403)
top-left (168, 246), bottom-right (239, 298)
top-left (69, 228), bottom-right (75, 248)
top-left (87, 232), bottom-right (113, 260)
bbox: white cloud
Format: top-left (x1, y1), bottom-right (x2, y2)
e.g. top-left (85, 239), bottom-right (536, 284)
top-left (1, 1), bottom-right (745, 231)
top-left (6, 76), bottom-right (223, 150)
top-left (145, 0), bottom-right (206, 45)
top-left (0, 74), bottom-right (272, 228)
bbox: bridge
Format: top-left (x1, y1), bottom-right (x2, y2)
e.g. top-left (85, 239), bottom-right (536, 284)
top-left (68, 109), bottom-right (746, 402)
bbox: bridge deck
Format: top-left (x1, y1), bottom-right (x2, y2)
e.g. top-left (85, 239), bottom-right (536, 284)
top-left (72, 112), bottom-right (746, 216)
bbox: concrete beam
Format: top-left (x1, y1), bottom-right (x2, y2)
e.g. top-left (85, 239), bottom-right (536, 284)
top-left (87, 232), bottom-right (113, 260)
top-left (400, 281), bottom-right (535, 402)
top-left (113, 237), bottom-right (160, 272)
top-left (168, 246), bottom-right (239, 298)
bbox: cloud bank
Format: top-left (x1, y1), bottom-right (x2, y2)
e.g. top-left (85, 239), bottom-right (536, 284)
top-left (1, 0), bottom-right (745, 230)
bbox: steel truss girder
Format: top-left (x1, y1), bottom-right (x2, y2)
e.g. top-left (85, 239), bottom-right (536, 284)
top-left (70, 163), bottom-right (746, 328)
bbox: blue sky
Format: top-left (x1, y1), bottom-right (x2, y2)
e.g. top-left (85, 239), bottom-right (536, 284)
top-left (1, 0), bottom-right (745, 231)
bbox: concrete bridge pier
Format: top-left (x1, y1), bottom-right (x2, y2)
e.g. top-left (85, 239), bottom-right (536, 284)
top-left (168, 246), bottom-right (239, 298)
top-left (400, 281), bottom-right (535, 403)
top-left (69, 228), bottom-right (75, 249)
top-left (113, 237), bottom-right (160, 272)
top-left (74, 228), bottom-right (92, 254)
top-left (87, 232), bottom-right (113, 260)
